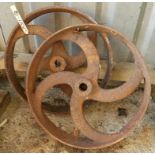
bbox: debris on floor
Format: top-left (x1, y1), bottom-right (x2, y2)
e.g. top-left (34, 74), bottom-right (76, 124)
top-left (0, 80), bottom-right (155, 152)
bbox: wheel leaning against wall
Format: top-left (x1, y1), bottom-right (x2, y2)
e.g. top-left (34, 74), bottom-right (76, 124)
top-left (25, 24), bottom-right (151, 149)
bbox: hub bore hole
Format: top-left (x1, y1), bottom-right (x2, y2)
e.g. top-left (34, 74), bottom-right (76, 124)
top-left (55, 60), bottom-right (61, 67)
top-left (79, 83), bottom-right (88, 91)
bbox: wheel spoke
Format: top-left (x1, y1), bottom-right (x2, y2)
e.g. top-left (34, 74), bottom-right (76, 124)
top-left (88, 66), bottom-right (143, 102)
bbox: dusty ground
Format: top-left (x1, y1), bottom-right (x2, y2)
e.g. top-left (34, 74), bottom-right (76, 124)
top-left (0, 79), bottom-right (155, 152)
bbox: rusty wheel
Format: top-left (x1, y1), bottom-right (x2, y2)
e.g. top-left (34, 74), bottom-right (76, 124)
top-left (5, 6), bottom-right (113, 102)
top-left (26, 24), bottom-right (151, 149)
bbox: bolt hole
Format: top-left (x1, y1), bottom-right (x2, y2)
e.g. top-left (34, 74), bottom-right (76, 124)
top-left (55, 60), bottom-right (61, 67)
top-left (79, 83), bottom-right (88, 91)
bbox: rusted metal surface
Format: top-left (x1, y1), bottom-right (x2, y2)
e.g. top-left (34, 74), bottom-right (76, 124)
top-left (25, 24), bottom-right (151, 149)
top-left (5, 6), bottom-right (113, 102)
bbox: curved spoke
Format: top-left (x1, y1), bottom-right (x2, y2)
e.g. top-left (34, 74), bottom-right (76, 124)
top-left (70, 93), bottom-right (124, 143)
top-left (88, 66), bottom-right (143, 102)
top-left (60, 32), bottom-right (100, 80)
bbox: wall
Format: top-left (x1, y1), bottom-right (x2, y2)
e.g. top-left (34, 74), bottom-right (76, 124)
top-left (0, 2), bottom-right (155, 66)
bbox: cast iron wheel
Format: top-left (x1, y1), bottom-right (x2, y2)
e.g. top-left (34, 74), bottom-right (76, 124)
top-left (26, 24), bottom-right (151, 149)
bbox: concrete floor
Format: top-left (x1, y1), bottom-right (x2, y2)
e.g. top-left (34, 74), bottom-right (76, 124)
top-left (0, 81), bottom-right (155, 152)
